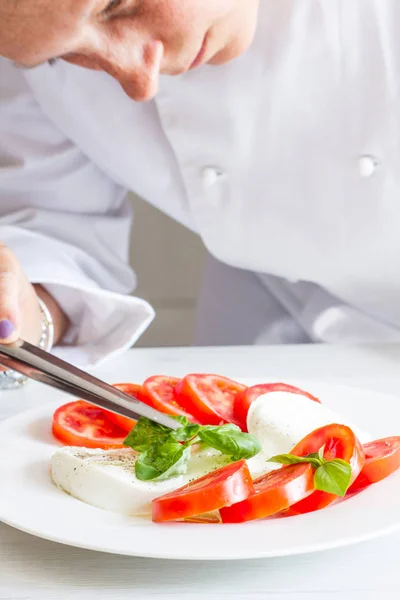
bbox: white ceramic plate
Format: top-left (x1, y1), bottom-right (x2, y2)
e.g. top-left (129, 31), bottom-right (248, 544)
top-left (0, 380), bottom-right (400, 560)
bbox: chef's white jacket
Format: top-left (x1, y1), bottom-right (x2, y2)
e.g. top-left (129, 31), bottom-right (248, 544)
top-left (2, 0), bottom-right (400, 366)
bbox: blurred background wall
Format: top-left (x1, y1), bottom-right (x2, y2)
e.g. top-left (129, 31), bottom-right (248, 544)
top-left (129, 193), bottom-right (206, 347)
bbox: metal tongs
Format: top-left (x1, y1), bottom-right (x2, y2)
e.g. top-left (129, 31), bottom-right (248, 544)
top-left (0, 339), bottom-right (179, 430)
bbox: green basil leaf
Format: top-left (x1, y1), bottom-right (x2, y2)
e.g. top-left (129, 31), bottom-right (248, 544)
top-left (170, 423), bottom-right (202, 443)
top-left (134, 454), bottom-right (161, 481)
top-left (314, 459), bottom-right (352, 497)
top-left (318, 445), bottom-right (326, 461)
top-left (198, 424), bottom-right (261, 460)
top-left (124, 417), bottom-right (173, 452)
top-left (135, 443), bottom-right (190, 481)
top-left (207, 423), bottom-right (242, 433)
top-left (267, 454), bottom-right (321, 469)
top-left (124, 415), bottom-right (201, 451)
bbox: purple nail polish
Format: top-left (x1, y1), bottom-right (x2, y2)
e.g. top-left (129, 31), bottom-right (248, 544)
top-left (0, 319), bottom-right (15, 339)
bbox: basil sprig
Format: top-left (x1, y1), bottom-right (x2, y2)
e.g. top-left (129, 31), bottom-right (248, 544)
top-left (124, 416), bottom-right (261, 481)
top-left (268, 449), bottom-right (352, 497)
top-left (198, 424), bottom-right (262, 461)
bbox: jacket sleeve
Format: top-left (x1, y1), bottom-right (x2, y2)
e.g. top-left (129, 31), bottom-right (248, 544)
top-left (0, 59), bottom-right (154, 368)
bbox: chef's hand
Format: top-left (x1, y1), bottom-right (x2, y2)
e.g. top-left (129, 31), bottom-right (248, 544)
top-left (0, 243), bottom-right (69, 350)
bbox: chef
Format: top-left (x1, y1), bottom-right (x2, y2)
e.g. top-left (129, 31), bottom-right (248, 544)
top-left (1, 0), bottom-right (399, 387)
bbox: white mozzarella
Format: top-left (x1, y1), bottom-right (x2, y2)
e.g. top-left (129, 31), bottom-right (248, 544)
top-left (246, 392), bottom-right (370, 478)
top-left (51, 445), bottom-right (231, 516)
top-left (51, 447), bottom-right (186, 516)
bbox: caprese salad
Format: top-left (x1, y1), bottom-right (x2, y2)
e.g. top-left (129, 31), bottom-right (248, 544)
top-left (50, 374), bottom-right (400, 523)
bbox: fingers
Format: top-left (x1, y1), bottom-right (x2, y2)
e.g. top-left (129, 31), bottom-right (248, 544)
top-left (0, 243), bottom-right (21, 343)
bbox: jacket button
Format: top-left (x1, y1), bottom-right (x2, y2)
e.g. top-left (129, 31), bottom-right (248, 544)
top-left (202, 166), bottom-right (225, 187)
top-left (358, 155), bottom-right (379, 178)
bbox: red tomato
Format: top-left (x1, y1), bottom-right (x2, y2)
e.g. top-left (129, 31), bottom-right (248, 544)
top-left (288, 424), bottom-right (365, 514)
top-left (234, 382), bottom-right (320, 432)
top-left (348, 436), bottom-right (400, 493)
top-left (173, 374), bottom-right (246, 426)
top-left (52, 401), bottom-right (128, 449)
top-left (220, 463), bottom-right (315, 523)
top-left (152, 460), bottom-right (254, 522)
top-left (139, 375), bottom-right (199, 421)
top-left (103, 383), bottom-right (141, 432)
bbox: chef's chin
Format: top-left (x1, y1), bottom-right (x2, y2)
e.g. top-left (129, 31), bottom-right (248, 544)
top-left (208, 19), bottom-right (258, 66)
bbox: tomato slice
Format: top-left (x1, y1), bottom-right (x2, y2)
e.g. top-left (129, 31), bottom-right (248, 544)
top-left (152, 460), bottom-right (254, 522)
top-left (52, 400), bottom-right (128, 449)
top-left (220, 463), bottom-right (315, 523)
top-left (173, 374), bottom-right (246, 426)
top-left (139, 375), bottom-right (199, 421)
top-left (348, 436), bottom-right (400, 493)
top-left (103, 383), bottom-right (141, 432)
top-left (233, 382), bottom-right (320, 432)
top-left (288, 424), bottom-right (365, 514)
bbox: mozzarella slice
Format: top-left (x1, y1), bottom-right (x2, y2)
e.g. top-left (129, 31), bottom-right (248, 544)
top-left (51, 445), bottom-right (231, 516)
top-left (246, 391), bottom-right (370, 478)
top-left (51, 447), bottom-right (186, 516)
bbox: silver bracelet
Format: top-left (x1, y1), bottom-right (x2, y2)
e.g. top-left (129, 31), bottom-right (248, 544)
top-left (0, 298), bottom-right (54, 390)
top-left (38, 297), bottom-right (55, 352)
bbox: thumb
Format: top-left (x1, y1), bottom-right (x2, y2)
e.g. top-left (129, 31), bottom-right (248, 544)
top-left (0, 244), bottom-right (21, 343)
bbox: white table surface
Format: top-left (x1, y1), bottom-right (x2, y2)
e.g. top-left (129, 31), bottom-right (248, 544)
top-left (1, 343), bottom-right (400, 600)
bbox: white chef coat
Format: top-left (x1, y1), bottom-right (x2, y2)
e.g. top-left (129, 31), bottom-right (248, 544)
top-left (2, 0), bottom-right (400, 367)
